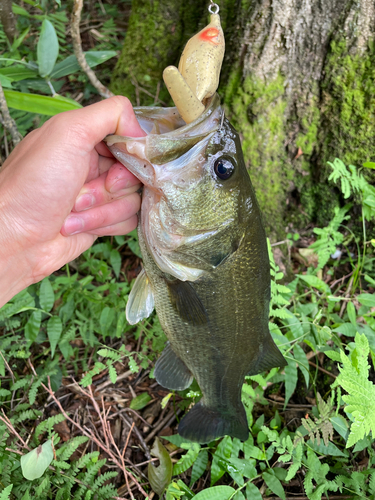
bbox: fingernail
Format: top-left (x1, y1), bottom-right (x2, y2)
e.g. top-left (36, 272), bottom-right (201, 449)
top-left (63, 216), bottom-right (84, 235)
top-left (108, 178), bottom-right (133, 193)
top-left (75, 193), bottom-right (96, 211)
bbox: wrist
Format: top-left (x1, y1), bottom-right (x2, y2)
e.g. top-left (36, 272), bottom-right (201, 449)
top-left (0, 199), bottom-right (32, 308)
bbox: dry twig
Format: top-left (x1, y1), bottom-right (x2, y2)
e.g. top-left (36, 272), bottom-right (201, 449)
top-left (71, 0), bottom-right (114, 99)
top-left (41, 376), bottom-right (148, 498)
top-left (0, 81), bottom-right (22, 149)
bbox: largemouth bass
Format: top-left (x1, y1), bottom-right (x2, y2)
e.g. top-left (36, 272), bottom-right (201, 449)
top-left (106, 94), bottom-right (286, 443)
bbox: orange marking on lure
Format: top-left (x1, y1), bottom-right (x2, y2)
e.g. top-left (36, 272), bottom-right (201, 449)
top-left (200, 27), bottom-right (220, 44)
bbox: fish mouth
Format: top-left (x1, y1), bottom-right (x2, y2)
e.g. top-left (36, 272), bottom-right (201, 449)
top-left (104, 94), bottom-right (223, 186)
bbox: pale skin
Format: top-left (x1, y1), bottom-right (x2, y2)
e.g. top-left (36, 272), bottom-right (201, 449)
top-left (0, 96), bottom-right (145, 308)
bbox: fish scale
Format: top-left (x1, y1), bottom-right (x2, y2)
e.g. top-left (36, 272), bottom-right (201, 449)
top-left (106, 100), bottom-right (287, 443)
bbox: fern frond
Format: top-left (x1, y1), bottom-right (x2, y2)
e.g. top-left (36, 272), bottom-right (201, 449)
top-left (34, 414), bottom-right (66, 442)
top-left (57, 436), bottom-right (89, 461)
top-left (92, 471), bottom-right (118, 489)
top-left (96, 483), bottom-right (118, 498)
top-left (301, 393), bottom-right (333, 446)
top-left (10, 377), bottom-right (32, 392)
top-left (73, 451), bottom-right (100, 471)
top-left (0, 484), bottom-right (13, 500)
top-left (13, 409), bottom-right (42, 424)
top-left (336, 333), bottom-right (375, 447)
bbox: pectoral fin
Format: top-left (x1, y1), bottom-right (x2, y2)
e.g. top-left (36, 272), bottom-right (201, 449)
top-left (154, 342), bottom-right (193, 391)
top-left (166, 280), bottom-right (208, 326)
top-left (126, 269), bottom-right (155, 325)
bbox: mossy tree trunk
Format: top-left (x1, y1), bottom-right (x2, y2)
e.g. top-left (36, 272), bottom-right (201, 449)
top-left (111, 0), bottom-right (375, 238)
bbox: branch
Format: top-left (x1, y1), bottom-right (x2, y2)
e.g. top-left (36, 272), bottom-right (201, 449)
top-left (71, 0), bottom-right (114, 99)
top-left (0, 0), bottom-right (17, 44)
top-left (0, 81), bottom-right (22, 148)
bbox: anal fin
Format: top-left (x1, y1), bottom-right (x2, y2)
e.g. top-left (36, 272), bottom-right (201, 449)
top-left (247, 333), bottom-right (287, 376)
top-left (154, 342), bottom-right (193, 391)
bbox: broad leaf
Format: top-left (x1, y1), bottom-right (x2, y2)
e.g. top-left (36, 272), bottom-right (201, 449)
top-left (130, 392), bottom-right (152, 410)
top-left (190, 449), bottom-right (208, 486)
top-left (39, 278), bottom-right (54, 312)
top-left (50, 51), bottom-right (117, 79)
top-left (148, 438), bottom-right (173, 496)
top-left (297, 274), bottom-right (331, 295)
top-left (21, 440), bottom-right (54, 480)
top-left (357, 294), bottom-right (375, 308)
top-left (4, 90), bottom-right (82, 115)
top-left (37, 20), bottom-right (59, 77)
top-left (47, 316), bottom-right (63, 357)
top-left (245, 483), bottom-right (262, 500)
top-left (25, 310), bottom-right (42, 344)
top-left (262, 471), bottom-right (286, 500)
top-left (193, 486), bottom-right (235, 500)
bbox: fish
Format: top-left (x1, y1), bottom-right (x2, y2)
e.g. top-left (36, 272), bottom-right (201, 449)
top-left (105, 93), bottom-right (287, 444)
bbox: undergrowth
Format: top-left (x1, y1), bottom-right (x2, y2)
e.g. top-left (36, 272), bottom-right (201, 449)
top-left (1, 2), bottom-right (375, 499)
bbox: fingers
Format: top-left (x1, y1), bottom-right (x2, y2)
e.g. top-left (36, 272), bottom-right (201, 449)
top-left (59, 96), bottom-right (146, 153)
top-left (85, 215), bottom-right (138, 237)
top-left (61, 192), bottom-right (141, 236)
top-left (73, 164), bottom-right (141, 212)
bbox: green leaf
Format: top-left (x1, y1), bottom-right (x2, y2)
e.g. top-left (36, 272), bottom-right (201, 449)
top-left (47, 316), bottom-right (63, 357)
top-left (262, 471), bottom-right (286, 500)
top-left (284, 361), bottom-right (298, 407)
top-left (4, 90), bottom-right (82, 115)
top-left (363, 162), bottom-right (375, 169)
top-left (330, 415), bottom-right (349, 440)
top-left (25, 310), bottom-right (42, 343)
top-left (307, 439), bottom-right (347, 457)
top-left (162, 434), bottom-right (196, 449)
top-left (37, 19), bottom-right (59, 77)
top-left (245, 483), bottom-right (262, 500)
top-left (99, 306), bottom-right (115, 337)
top-left (211, 436), bottom-right (232, 486)
top-left (357, 294), bottom-right (375, 307)
top-left (193, 486), bottom-right (235, 500)
top-left (21, 439), bottom-right (54, 480)
top-left (130, 392), bottom-right (152, 410)
top-left (333, 322), bottom-right (357, 337)
top-left (39, 278), bottom-right (54, 312)
top-left (110, 249), bottom-right (122, 278)
top-left (50, 51), bottom-right (117, 79)
top-left (293, 343), bottom-right (309, 387)
top-left (297, 274), bottom-right (331, 294)
top-left (346, 302), bottom-right (357, 326)
top-left (190, 449), bottom-right (208, 486)
top-left (173, 444), bottom-right (200, 475)
top-left (148, 437), bottom-right (173, 496)
top-left (0, 484), bottom-right (13, 500)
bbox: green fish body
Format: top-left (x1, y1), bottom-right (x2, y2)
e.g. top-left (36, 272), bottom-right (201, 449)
top-left (106, 95), bottom-right (286, 443)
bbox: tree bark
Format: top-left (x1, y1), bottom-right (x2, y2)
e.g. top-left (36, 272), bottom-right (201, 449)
top-left (111, 0), bottom-right (375, 237)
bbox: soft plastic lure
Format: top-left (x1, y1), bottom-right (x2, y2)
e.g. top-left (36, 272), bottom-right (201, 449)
top-left (163, 7), bottom-right (225, 123)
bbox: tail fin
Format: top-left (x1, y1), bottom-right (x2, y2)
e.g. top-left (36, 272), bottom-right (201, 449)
top-left (178, 401), bottom-right (249, 444)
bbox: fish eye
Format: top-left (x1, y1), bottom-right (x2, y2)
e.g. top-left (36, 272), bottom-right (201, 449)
top-left (214, 157), bottom-right (235, 180)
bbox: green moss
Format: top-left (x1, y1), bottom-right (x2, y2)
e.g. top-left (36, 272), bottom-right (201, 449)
top-left (321, 40), bottom-right (375, 168)
top-left (224, 71), bottom-right (292, 236)
top-left (110, 0), bottom-right (208, 105)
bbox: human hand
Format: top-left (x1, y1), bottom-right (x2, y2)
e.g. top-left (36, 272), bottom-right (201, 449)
top-left (0, 96), bottom-right (145, 306)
